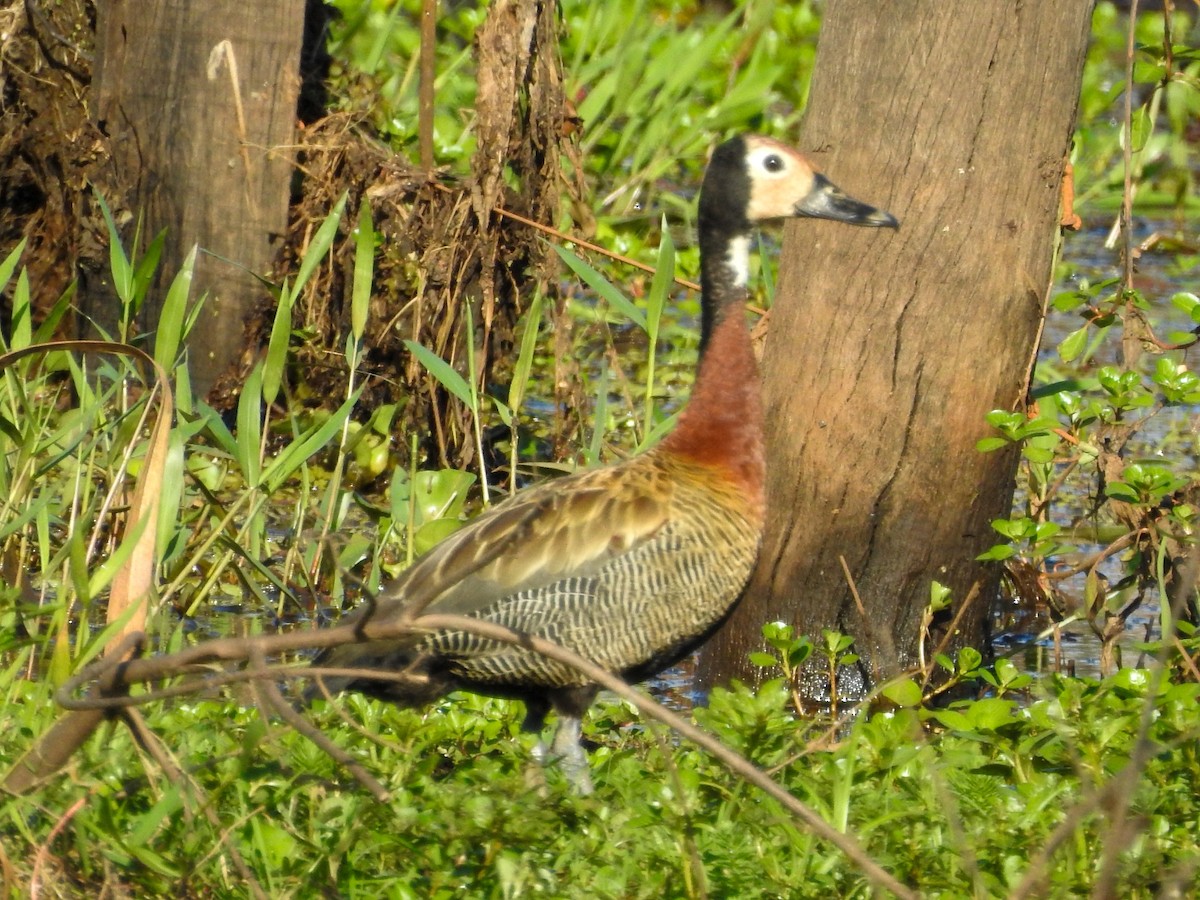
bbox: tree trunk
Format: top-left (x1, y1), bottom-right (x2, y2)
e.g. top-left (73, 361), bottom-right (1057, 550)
top-left (89, 1), bottom-right (306, 395)
top-left (699, 0), bottom-right (1095, 694)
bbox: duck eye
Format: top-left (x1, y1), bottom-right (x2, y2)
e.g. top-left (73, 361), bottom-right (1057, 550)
top-left (763, 154), bottom-right (785, 173)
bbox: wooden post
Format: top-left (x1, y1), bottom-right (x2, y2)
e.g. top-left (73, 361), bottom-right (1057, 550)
top-left (90, 1), bottom-right (305, 394)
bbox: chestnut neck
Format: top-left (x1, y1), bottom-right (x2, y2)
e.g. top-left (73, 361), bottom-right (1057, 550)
top-left (662, 223), bottom-right (764, 504)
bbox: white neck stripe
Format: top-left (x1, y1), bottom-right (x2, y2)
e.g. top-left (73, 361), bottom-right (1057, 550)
top-left (725, 235), bottom-right (750, 288)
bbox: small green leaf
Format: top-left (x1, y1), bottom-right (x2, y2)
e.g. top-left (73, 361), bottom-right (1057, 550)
top-left (929, 709), bottom-right (972, 731)
top-left (929, 580), bottom-right (952, 613)
top-left (976, 436), bottom-right (1010, 452)
top-left (1057, 325), bottom-right (1089, 363)
top-left (1021, 445), bottom-right (1055, 464)
top-left (976, 544), bottom-right (1015, 561)
top-left (881, 678), bottom-right (924, 708)
top-left (1104, 481), bottom-right (1140, 503)
top-left (956, 647), bottom-right (983, 675)
top-left (966, 697), bottom-right (1015, 730)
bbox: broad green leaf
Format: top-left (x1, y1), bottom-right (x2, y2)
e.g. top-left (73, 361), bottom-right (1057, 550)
top-left (976, 544), bottom-right (1016, 561)
top-left (1104, 481), bottom-right (1140, 503)
top-left (967, 697), bottom-right (1016, 730)
top-left (412, 469), bottom-right (475, 523)
top-left (976, 436), bottom-right (1010, 453)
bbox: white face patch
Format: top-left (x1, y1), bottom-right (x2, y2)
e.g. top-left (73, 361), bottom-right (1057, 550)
top-left (743, 138), bottom-right (816, 223)
top-left (725, 234), bottom-right (751, 287)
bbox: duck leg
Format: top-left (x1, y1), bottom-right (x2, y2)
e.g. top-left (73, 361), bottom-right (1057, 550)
top-left (548, 714), bottom-right (592, 795)
top-left (548, 686), bottom-right (599, 795)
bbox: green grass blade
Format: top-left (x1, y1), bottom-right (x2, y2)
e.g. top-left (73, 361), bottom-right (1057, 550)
top-left (641, 408), bottom-right (681, 451)
top-left (0, 239), bottom-right (26, 301)
top-left (404, 339), bottom-right (472, 406)
top-left (198, 400), bottom-right (238, 458)
top-left (586, 364), bottom-right (609, 467)
top-left (236, 363), bottom-right (264, 487)
top-left (509, 291), bottom-right (544, 416)
top-left (262, 387), bottom-right (363, 493)
top-left (10, 269), bottom-right (31, 352)
top-left (153, 245), bottom-right (197, 373)
top-left (263, 277), bottom-right (293, 409)
top-left (96, 193), bottom-right (133, 305)
top-left (290, 192), bottom-right (348, 304)
top-left (643, 218), bottom-right (674, 436)
top-left (87, 514), bottom-right (151, 601)
top-left (156, 426), bottom-right (187, 564)
top-left (552, 244), bottom-right (646, 330)
top-left (32, 282), bottom-right (77, 345)
top-left (131, 228), bottom-right (166, 316)
top-left (352, 198), bottom-right (375, 344)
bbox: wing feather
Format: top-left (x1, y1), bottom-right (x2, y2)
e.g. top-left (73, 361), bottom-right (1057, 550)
top-left (355, 456), bottom-right (673, 637)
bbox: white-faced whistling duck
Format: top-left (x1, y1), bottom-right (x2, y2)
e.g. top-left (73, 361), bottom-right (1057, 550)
top-left (309, 134), bottom-right (899, 793)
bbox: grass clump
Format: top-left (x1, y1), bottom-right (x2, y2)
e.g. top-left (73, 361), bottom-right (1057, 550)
top-left (3, 647), bottom-right (1199, 897)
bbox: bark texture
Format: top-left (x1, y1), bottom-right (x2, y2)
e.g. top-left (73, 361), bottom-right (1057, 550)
top-left (699, 0), bottom-right (1095, 692)
top-left (89, 1), bottom-right (305, 394)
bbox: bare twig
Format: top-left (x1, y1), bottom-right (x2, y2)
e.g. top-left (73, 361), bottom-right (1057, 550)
top-left (249, 645), bottom-right (390, 801)
top-left (493, 203), bottom-right (704, 295)
top-left (24, 0), bottom-right (93, 64)
top-left (840, 554), bottom-right (898, 681)
top-left (30, 796), bottom-right (86, 898)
